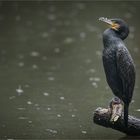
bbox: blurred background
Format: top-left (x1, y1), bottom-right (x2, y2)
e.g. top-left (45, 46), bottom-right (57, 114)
top-left (0, 1), bottom-right (140, 139)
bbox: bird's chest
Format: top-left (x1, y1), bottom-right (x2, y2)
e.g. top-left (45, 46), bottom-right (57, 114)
top-left (103, 47), bottom-right (116, 63)
top-left (102, 47), bottom-right (118, 76)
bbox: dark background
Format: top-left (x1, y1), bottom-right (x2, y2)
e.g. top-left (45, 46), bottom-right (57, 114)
top-left (0, 1), bottom-right (140, 139)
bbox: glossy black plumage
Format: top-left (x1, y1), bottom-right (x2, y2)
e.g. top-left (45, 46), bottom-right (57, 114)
top-left (102, 19), bottom-right (135, 127)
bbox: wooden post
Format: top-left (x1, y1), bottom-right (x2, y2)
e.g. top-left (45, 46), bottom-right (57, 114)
top-left (93, 107), bottom-right (140, 136)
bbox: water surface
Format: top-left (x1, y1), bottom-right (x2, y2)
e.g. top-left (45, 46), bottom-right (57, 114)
top-left (0, 1), bottom-right (140, 139)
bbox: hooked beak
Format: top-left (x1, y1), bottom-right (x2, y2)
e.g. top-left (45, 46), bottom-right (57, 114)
top-left (99, 17), bottom-right (120, 31)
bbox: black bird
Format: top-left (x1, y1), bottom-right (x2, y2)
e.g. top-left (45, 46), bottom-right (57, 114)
top-left (99, 17), bottom-right (135, 127)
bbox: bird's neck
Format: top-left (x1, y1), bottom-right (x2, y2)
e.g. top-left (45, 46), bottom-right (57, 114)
top-left (103, 29), bottom-right (121, 48)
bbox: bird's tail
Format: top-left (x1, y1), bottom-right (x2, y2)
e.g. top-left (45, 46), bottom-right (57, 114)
top-left (124, 103), bottom-right (129, 127)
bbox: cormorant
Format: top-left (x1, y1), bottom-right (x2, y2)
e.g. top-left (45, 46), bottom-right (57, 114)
top-left (99, 17), bottom-right (136, 127)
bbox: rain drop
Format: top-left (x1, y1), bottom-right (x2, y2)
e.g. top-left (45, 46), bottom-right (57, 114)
top-left (54, 48), bottom-right (60, 53)
top-left (9, 96), bottom-right (16, 100)
top-left (72, 114), bottom-right (76, 118)
top-left (28, 120), bottom-right (32, 124)
top-left (18, 62), bottom-right (24, 67)
top-left (43, 92), bottom-right (49, 96)
top-left (81, 130), bottom-right (87, 134)
top-left (136, 109), bottom-right (140, 112)
top-left (48, 76), bottom-right (55, 81)
top-left (47, 107), bottom-right (51, 111)
top-left (60, 96), bottom-right (65, 100)
top-left (32, 64), bottom-right (38, 69)
top-left (64, 37), bottom-right (74, 44)
top-left (16, 85), bottom-right (24, 95)
top-left (30, 51), bottom-right (40, 57)
top-left (57, 114), bottom-right (61, 118)
top-left (46, 128), bottom-right (58, 134)
top-left (42, 32), bottom-right (48, 38)
top-left (17, 107), bottom-right (26, 110)
top-left (92, 82), bottom-right (98, 88)
top-left (80, 32), bottom-right (86, 39)
top-left (27, 101), bottom-right (32, 105)
top-left (18, 117), bottom-right (28, 120)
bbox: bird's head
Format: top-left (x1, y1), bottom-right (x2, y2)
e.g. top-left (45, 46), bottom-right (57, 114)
top-left (99, 17), bottom-right (129, 40)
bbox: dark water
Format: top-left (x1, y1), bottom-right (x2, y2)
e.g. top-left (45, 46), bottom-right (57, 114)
top-left (0, 1), bottom-right (140, 139)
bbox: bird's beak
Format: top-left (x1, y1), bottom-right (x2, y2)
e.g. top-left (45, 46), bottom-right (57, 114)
top-left (99, 17), bottom-right (119, 31)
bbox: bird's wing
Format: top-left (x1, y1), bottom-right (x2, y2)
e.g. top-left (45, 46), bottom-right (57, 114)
top-left (116, 46), bottom-right (135, 103)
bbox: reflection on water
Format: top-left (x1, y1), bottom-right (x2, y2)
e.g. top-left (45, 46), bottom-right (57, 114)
top-left (0, 1), bottom-right (140, 139)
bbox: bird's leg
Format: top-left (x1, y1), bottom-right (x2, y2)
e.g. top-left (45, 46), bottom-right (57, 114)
top-left (124, 102), bottom-right (129, 127)
top-left (109, 97), bottom-right (123, 123)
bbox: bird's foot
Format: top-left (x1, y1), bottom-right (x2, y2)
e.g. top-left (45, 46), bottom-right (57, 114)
top-left (109, 97), bottom-right (123, 123)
